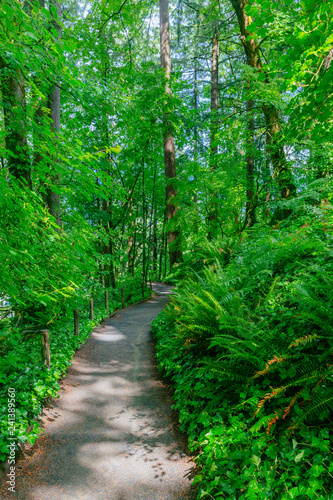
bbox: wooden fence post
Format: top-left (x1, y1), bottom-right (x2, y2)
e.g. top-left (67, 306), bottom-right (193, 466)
top-left (150, 279), bottom-right (153, 295)
top-left (41, 330), bottom-right (51, 370)
top-left (89, 298), bottom-right (94, 321)
top-left (105, 290), bottom-right (109, 314)
top-left (74, 308), bottom-right (79, 336)
top-left (121, 287), bottom-right (125, 309)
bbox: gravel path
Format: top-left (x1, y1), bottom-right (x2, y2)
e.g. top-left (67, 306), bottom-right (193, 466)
top-left (2, 283), bottom-right (196, 500)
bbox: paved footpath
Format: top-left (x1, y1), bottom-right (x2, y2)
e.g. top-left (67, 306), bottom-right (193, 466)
top-left (1, 283), bottom-right (196, 500)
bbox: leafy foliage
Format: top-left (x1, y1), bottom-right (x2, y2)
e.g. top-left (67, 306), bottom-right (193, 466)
top-left (0, 276), bottom-right (151, 461)
top-left (153, 194), bottom-right (333, 498)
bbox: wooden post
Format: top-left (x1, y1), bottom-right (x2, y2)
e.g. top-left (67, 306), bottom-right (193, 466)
top-left (121, 287), bottom-right (125, 309)
top-left (41, 330), bottom-right (51, 370)
top-left (74, 308), bottom-right (79, 336)
top-left (89, 298), bottom-right (94, 321)
top-left (150, 279), bottom-right (153, 295)
top-left (105, 290), bottom-right (109, 314)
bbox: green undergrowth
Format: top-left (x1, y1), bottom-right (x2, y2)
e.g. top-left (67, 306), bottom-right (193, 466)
top-left (152, 201), bottom-right (333, 499)
top-left (0, 277), bottom-right (150, 463)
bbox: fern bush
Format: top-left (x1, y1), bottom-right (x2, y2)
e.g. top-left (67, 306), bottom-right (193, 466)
top-left (153, 200), bottom-right (333, 499)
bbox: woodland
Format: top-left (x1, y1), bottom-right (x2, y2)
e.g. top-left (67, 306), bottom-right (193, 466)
top-left (1, 0), bottom-right (333, 498)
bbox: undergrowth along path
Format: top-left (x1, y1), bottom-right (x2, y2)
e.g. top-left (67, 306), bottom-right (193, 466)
top-left (2, 283), bottom-right (195, 500)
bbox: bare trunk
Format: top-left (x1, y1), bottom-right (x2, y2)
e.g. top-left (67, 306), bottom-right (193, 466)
top-left (44, 0), bottom-right (62, 226)
top-left (208, 19), bottom-right (219, 239)
top-left (102, 199), bottom-right (116, 289)
top-left (245, 97), bottom-right (256, 226)
top-left (210, 20), bottom-right (219, 163)
top-left (230, 0), bottom-right (296, 206)
top-left (142, 166), bottom-right (147, 280)
top-left (158, 210), bottom-right (167, 280)
top-left (152, 209), bottom-right (158, 272)
top-left (128, 232), bottom-right (134, 273)
top-left (132, 216), bottom-right (138, 277)
top-left (159, 0), bottom-right (183, 266)
top-left (193, 54), bottom-right (199, 234)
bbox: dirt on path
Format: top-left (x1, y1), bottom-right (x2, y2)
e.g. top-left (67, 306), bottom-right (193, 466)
top-left (1, 283), bottom-right (196, 500)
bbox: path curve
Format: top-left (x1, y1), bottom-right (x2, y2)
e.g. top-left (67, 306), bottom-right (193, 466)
top-left (2, 283), bottom-right (196, 500)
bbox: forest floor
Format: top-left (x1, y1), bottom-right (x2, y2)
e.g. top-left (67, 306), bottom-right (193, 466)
top-left (1, 283), bottom-right (196, 500)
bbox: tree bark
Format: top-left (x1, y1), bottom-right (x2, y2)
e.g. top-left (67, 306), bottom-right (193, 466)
top-left (159, 0), bottom-right (183, 266)
top-left (245, 97), bottom-right (256, 226)
top-left (192, 11), bottom-right (200, 235)
top-left (0, 57), bottom-right (31, 188)
top-left (230, 0), bottom-right (296, 205)
top-left (152, 209), bottom-right (158, 272)
top-left (208, 18), bottom-right (219, 239)
top-left (193, 51), bottom-right (199, 234)
top-left (210, 20), bottom-right (219, 164)
top-left (158, 209), bottom-right (167, 280)
top-left (142, 165), bottom-right (147, 281)
top-left (44, 0), bottom-right (62, 226)
top-left (131, 215), bottom-right (138, 277)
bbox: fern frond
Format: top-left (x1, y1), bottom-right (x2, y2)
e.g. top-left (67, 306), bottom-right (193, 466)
top-left (253, 355), bottom-right (288, 378)
top-left (293, 389), bottom-right (333, 427)
top-left (288, 334), bottom-right (318, 349)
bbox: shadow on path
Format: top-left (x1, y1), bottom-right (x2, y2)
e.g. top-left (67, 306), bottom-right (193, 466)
top-left (1, 283), bottom-right (196, 500)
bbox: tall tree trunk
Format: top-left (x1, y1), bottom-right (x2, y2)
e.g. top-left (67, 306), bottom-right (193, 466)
top-left (32, 0), bottom-right (47, 189)
top-left (128, 230), bottom-right (134, 274)
top-left (132, 215), bottom-right (138, 277)
top-left (193, 53), bottom-right (199, 234)
top-left (208, 17), bottom-right (219, 239)
top-left (102, 199), bottom-right (116, 289)
top-left (158, 210), bottom-right (166, 280)
top-left (158, 231), bottom-right (164, 281)
top-left (44, 0), bottom-right (62, 226)
top-left (192, 11), bottom-right (200, 235)
top-left (230, 0), bottom-right (296, 207)
top-left (128, 203), bottom-right (138, 276)
top-left (245, 97), bottom-right (256, 226)
top-left (142, 165), bottom-right (147, 281)
top-left (152, 209), bottom-right (158, 273)
top-left (0, 58), bottom-right (31, 188)
top-left (127, 212), bottom-right (134, 274)
top-left (147, 165), bottom-right (157, 275)
top-left (159, 0), bottom-right (183, 267)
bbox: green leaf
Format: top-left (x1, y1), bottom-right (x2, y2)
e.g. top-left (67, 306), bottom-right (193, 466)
top-left (250, 455), bottom-right (261, 467)
top-left (295, 450), bottom-right (305, 462)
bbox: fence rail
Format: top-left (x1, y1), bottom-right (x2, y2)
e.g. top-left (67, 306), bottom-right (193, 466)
top-left (1, 279), bottom-right (153, 371)
top-left (39, 279), bottom-right (153, 369)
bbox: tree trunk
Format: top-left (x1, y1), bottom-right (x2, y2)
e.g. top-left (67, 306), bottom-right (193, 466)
top-left (148, 165), bottom-right (157, 274)
top-left (159, 0), bottom-right (183, 267)
top-left (131, 215), bottom-right (138, 277)
top-left (142, 166), bottom-right (147, 281)
top-left (152, 209), bottom-right (158, 273)
top-left (158, 210), bottom-right (167, 280)
top-left (128, 231), bottom-right (134, 273)
top-left (230, 0), bottom-right (296, 206)
top-left (193, 53), bottom-right (199, 234)
top-left (0, 58), bottom-right (31, 188)
top-left (102, 199), bottom-right (116, 289)
top-left (44, 0), bottom-right (62, 226)
top-left (208, 18), bottom-right (219, 239)
top-left (245, 97), bottom-right (256, 226)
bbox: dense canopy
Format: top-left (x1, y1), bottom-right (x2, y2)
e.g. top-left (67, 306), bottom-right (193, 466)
top-left (1, 0), bottom-right (333, 497)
